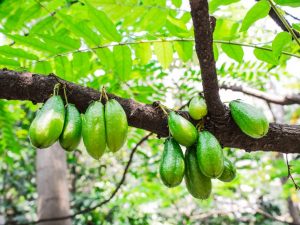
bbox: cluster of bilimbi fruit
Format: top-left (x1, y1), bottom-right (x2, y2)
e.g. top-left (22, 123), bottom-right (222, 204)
top-left (29, 85), bottom-right (128, 158)
top-left (28, 85), bottom-right (269, 200)
top-left (159, 96), bottom-right (269, 199)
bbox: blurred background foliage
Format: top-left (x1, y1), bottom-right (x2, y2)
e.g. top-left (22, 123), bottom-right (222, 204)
top-left (0, 0), bottom-right (300, 224)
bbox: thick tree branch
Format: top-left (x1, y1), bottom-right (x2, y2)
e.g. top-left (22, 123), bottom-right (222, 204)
top-left (221, 83), bottom-right (300, 105)
top-left (1, 69), bottom-right (300, 154)
top-left (189, 0), bottom-right (226, 118)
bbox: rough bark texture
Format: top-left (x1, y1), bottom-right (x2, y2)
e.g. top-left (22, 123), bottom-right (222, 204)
top-left (1, 69), bottom-right (300, 154)
top-left (189, 0), bottom-right (226, 118)
top-left (36, 143), bottom-right (71, 225)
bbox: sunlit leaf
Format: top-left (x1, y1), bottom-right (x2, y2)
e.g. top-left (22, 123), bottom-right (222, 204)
top-left (240, 0), bottom-right (270, 32)
top-left (272, 32), bottom-right (292, 59)
top-left (153, 41), bottom-right (173, 69)
top-left (113, 45), bottom-right (132, 81)
top-left (221, 44), bottom-right (244, 62)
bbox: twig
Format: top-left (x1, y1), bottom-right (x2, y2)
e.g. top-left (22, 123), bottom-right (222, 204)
top-left (220, 83), bottom-right (300, 105)
top-left (3, 133), bottom-right (152, 225)
top-left (285, 154), bottom-right (300, 190)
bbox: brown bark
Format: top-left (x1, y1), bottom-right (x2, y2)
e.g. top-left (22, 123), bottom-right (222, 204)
top-left (189, 0), bottom-right (225, 118)
top-left (1, 69), bottom-right (300, 154)
top-left (36, 143), bottom-right (71, 225)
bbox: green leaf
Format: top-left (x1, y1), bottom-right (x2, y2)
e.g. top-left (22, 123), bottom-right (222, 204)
top-left (254, 47), bottom-right (279, 65)
top-left (85, 1), bottom-right (122, 42)
top-left (214, 19), bottom-right (240, 40)
top-left (171, 0), bottom-right (182, 7)
top-left (35, 33), bottom-right (81, 51)
top-left (4, 33), bottom-right (58, 54)
top-left (274, 0), bottom-right (300, 7)
top-left (33, 61), bottom-right (52, 74)
top-left (95, 48), bottom-right (115, 71)
top-left (56, 11), bottom-right (101, 46)
top-left (209, 0), bottom-right (240, 13)
top-left (272, 32), bottom-right (292, 58)
top-left (0, 46), bottom-right (38, 60)
top-left (153, 41), bottom-right (173, 69)
top-left (135, 43), bottom-right (152, 65)
top-left (0, 57), bottom-right (20, 67)
top-left (173, 41), bottom-right (193, 62)
top-left (221, 44), bottom-right (244, 62)
top-left (292, 23), bottom-right (300, 32)
top-left (138, 8), bottom-right (167, 32)
top-left (54, 56), bottom-right (73, 80)
top-left (113, 45), bottom-right (132, 81)
top-left (72, 52), bottom-right (92, 80)
top-left (240, 0), bottom-right (270, 32)
top-left (213, 43), bottom-right (219, 61)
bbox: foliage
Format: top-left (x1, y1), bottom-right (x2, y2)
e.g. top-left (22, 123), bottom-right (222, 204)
top-left (0, 0), bottom-right (300, 224)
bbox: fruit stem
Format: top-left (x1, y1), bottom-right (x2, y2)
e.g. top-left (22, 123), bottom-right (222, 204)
top-left (53, 83), bottom-right (61, 96)
top-left (63, 84), bottom-right (69, 106)
top-left (196, 120), bottom-right (204, 131)
top-left (158, 104), bottom-right (169, 115)
top-left (101, 86), bottom-right (109, 102)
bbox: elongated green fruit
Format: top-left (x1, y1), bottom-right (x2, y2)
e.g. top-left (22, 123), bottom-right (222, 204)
top-left (59, 104), bottom-right (82, 152)
top-left (197, 131), bottom-right (224, 178)
top-left (82, 101), bottom-right (106, 159)
top-left (188, 96), bottom-right (207, 120)
top-left (105, 99), bottom-right (128, 152)
top-left (229, 100), bottom-right (269, 138)
top-left (159, 138), bottom-right (185, 188)
top-left (168, 111), bottom-right (198, 147)
top-left (218, 158), bottom-right (237, 182)
top-left (185, 146), bottom-right (212, 199)
top-left (29, 95), bottom-right (65, 149)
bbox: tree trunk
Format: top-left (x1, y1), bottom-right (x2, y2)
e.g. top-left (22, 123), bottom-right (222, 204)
top-left (36, 142), bottom-right (71, 225)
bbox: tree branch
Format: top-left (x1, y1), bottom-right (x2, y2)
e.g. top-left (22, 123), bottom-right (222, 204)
top-left (220, 83), bottom-right (300, 105)
top-left (3, 133), bottom-right (152, 225)
top-left (255, 0), bottom-right (300, 38)
top-left (189, 0), bottom-right (226, 118)
top-left (2, 69), bottom-right (300, 154)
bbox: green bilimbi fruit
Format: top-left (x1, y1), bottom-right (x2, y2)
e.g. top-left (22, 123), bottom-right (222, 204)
top-left (82, 101), bottom-right (106, 159)
top-left (159, 138), bottom-right (185, 188)
top-left (188, 95), bottom-right (207, 120)
top-left (185, 146), bottom-right (212, 199)
top-left (168, 111), bottom-right (198, 147)
top-left (218, 158), bottom-right (237, 182)
top-left (29, 95), bottom-right (65, 149)
top-left (105, 99), bottom-right (128, 152)
top-left (197, 131), bottom-right (224, 178)
top-left (59, 104), bottom-right (82, 152)
top-left (229, 100), bottom-right (269, 139)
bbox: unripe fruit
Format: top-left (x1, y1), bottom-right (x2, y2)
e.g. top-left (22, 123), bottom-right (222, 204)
top-left (59, 104), bottom-right (82, 151)
top-left (105, 99), bottom-right (128, 152)
top-left (229, 100), bottom-right (269, 139)
top-left (82, 101), bottom-right (106, 159)
top-left (159, 138), bottom-right (185, 188)
top-left (185, 146), bottom-right (212, 199)
top-left (29, 96), bottom-right (65, 149)
top-left (188, 96), bottom-right (207, 120)
top-left (168, 111), bottom-right (198, 147)
top-left (218, 158), bottom-right (237, 182)
top-left (197, 131), bottom-right (224, 178)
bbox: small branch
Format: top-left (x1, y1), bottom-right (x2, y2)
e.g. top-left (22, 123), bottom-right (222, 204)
top-left (267, 0), bottom-right (300, 46)
top-left (285, 155), bottom-right (300, 190)
top-left (256, 0), bottom-right (300, 38)
top-left (189, 0), bottom-right (226, 118)
top-left (220, 83), bottom-right (300, 105)
top-left (3, 133), bottom-right (152, 225)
